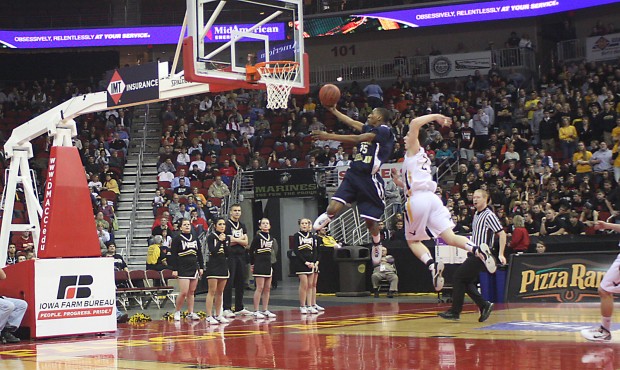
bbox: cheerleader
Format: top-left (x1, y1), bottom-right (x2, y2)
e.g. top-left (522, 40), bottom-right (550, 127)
top-left (204, 218), bottom-right (231, 325)
top-left (250, 218), bottom-right (277, 319)
top-left (169, 219), bottom-right (204, 321)
top-left (293, 218), bottom-right (319, 314)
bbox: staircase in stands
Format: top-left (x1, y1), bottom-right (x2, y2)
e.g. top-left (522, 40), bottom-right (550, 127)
top-left (114, 104), bottom-right (162, 270)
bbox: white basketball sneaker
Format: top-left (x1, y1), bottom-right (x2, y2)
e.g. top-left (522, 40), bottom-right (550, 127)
top-left (253, 311), bottom-right (265, 319)
top-left (432, 261), bottom-right (445, 291)
top-left (581, 326), bottom-right (612, 342)
top-left (313, 213), bottom-right (332, 231)
top-left (236, 308), bottom-right (252, 316)
top-left (307, 305), bottom-right (319, 314)
top-left (476, 243), bottom-right (497, 274)
top-left (206, 316), bottom-right (219, 325)
top-left (371, 244), bottom-right (382, 265)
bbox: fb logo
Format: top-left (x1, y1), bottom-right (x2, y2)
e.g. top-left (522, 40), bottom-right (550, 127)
top-left (57, 275), bottom-right (93, 299)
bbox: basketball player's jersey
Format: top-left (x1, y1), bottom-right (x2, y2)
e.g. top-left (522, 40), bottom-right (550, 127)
top-left (402, 148), bottom-right (437, 194)
top-left (350, 124), bottom-right (394, 175)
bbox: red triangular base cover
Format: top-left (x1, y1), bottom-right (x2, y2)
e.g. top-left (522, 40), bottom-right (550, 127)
top-left (37, 146), bottom-right (101, 258)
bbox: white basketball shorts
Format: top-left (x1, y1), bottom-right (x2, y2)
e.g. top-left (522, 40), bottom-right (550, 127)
top-left (404, 191), bottom-right (455, 242)
top-left (600, 253), bottom-right (620, 294)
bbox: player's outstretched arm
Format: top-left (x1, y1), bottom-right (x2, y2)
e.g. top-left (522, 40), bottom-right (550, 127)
top-left (312, 130), bottom-right (375, 145)
top-left (406, 114), bottom-right (452, 155)
top-left (595, 221), bottom-right (620, 233)
top-left (327, 106), bottom-right (364, 132)
top-left (409, 113), bottom-right (452, 131)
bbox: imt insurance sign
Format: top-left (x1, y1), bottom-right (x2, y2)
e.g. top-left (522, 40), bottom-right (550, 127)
top-left (34, 258), bottom-right (116, 337)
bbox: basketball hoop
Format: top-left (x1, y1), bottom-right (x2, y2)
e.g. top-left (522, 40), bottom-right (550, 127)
top-left (253, 61), bottom-right (300, 110)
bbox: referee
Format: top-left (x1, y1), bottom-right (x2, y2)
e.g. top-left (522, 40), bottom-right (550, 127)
top-left (439, 189), bottom-right (507, 322)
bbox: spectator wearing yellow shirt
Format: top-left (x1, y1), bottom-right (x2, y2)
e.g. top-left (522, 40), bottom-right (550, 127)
top-left (558, 117), bottom-right (578, 160)
top-left (102, 173), bottom-right (120, 194)
top-left (302, 97), bottom-right (316, 115)
top-left (573, 141), bottom-right (593, 180)
top-left (611, 117), bottom-right (620, 143)
top-left (524, 91), bottom-right (540, 120)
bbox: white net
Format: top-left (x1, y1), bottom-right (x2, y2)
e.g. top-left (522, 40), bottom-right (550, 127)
top-left (256, 61), bottom-right (299, 110)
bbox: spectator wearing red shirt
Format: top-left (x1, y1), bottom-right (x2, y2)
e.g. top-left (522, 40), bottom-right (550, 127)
top-left (152, 214), bottom-right (174, 232)
top-left (11, 231), bottom-right (34, 253)
top-left (219, 159), bottom-right (237, 186)
top-left (509, 215), bottom-right (530, 253)
top-left (190, 210), bottom-right (209, 233)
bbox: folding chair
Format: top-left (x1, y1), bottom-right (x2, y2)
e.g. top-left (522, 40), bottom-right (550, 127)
top-left (144, 270), bottom-right (174, 308)
top-left (128, 270), bottom-right (160, 309)
top-left (161, 269), bottom-right (179, 307)
top-left (115, 270), bottom-right (146, 310)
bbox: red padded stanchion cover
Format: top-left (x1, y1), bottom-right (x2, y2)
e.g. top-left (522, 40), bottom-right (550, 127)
top-left (37, 146), bottom-right (101, 258)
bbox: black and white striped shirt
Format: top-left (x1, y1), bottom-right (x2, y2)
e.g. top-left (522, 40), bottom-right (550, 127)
top-left (471, 207), bottom-right (503, 247)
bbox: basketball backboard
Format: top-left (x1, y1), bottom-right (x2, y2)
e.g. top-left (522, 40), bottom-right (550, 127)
top-left (183, 0), bottom-right (309, 96)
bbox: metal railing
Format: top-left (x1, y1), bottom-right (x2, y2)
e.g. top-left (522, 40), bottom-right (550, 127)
top-left (233, 166), bottom-right (400, 246)
top-left (556, 38), bottom-right (586, 63)
top-left (310, 47), bottom-right (536, 85)
top-left (125, 104), bottom-right (150, 258)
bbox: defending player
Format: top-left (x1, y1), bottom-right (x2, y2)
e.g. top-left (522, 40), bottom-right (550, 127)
top-left (581, 221), bottom-right (620, 341)
top-left (312, 106), bottom-right (394, 264)
top-left (390, 113), bottom-right (497, 291)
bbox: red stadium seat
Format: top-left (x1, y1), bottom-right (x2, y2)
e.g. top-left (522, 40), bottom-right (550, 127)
top-left (209, 197), bottom-right (222, 207)
top-left (156, 207), bottom-right (169, 218)
top-left (203, 179), bottom-right (214, 189)
top-left (234, 147), bottom-right (249, 156)
top-left (158, 181), bottom-right (171, 189)
top-left (100, 190), bottom-right (118, 205)
top-left (220, 148), bottom-right (234, 156)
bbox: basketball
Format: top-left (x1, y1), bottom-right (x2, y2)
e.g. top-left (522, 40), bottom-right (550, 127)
top-left (319, 84), bottom-right (341, 107)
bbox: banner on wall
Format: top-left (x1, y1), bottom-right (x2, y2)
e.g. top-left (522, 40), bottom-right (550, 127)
top-left (337, 163), bottom-right (402, 186)
top-left (254, 169), bottom-right (318, 199)
top-left (429, 51), bottom-right (492, 79)
top-left (0, 23), bottom-right (285, 49)
top-left (359, 0), bottom-right (618, 29)
top-left (505, 251), bottom-right (617, 303)
top-left (586, 32), bottom-right (620, 62)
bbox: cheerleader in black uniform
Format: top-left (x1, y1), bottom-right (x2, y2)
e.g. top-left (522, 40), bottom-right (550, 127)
top-left (293, 218), bottom-right (319, 314)
top-left (250, 218), bottom-right (277, 319)
top-left (169, 219), bottom-right (204, 321)
top-left (205, 218), bottom-right (231, 325)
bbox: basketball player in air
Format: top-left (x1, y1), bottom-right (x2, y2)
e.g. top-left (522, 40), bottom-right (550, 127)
top-left (390, 113), bottom-right (497, 291)
top-left (312, 106), bottom-right (394, 264)
top-left (581, 220), bottom-right (620, 341)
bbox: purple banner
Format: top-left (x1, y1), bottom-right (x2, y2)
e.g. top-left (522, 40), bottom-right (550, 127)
top-left (0, 23), bottom-right (285, 49)
top-left (359, 0), bottom-right (619, 28)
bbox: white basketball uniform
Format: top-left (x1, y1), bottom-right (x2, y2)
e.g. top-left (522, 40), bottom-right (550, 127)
top-left (600, 247), bottom-right (620, 294)
top-left (402, 148), bottom-right (454, 241)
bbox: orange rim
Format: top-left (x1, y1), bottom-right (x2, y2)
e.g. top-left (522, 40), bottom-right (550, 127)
top-left (254, 61), bottom-right (299, 75)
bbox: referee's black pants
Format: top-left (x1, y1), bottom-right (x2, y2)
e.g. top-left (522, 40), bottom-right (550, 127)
top-left (223, 254), bottom-right (246, 311)
top-left (450, 255), bottom-right (487, 314)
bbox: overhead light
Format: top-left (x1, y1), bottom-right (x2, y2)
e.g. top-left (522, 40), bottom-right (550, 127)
top-left (336, 76), bottom-right (343, 82)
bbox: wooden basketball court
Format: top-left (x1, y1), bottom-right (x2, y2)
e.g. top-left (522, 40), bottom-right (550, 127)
top-left (0, 301), bottom-right (618, 369)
